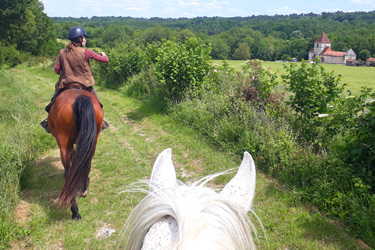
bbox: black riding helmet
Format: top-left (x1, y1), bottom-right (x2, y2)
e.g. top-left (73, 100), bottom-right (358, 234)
top-left (68, 26), bottom-right (88, 41)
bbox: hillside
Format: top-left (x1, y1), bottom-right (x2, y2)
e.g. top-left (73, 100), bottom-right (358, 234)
top-left (52, 11), bottom-right (375, 61)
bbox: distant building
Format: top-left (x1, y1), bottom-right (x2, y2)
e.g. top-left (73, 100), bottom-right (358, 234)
top-left (366, 57), bottom-right (375, 66)
top-left (308, 32), bottom-right (356, 64)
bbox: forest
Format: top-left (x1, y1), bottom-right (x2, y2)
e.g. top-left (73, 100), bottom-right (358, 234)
top-left (51, 12), bottom-right (375, 61)
top-left (2, 0), bottom-right (375, 65)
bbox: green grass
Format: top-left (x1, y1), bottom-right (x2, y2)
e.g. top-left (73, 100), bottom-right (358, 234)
top-left (212, 60), bottom-right (375, 94)
top-left (0, 64), bottom-right (372, 249)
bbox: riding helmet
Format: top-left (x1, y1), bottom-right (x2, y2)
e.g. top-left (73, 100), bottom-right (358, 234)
top-left (68, 26), bottom-right (88, 40)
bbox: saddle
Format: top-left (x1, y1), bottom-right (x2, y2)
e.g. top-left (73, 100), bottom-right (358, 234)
top-left (65, 83), bottom-right (87, 90)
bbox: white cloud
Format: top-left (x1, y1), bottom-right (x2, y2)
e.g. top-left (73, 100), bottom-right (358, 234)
top-left (351, 0), bottom-right (375, 3)
top-left (163, 6), bottom-right (177, 13)
top-left (268, 6), bottom-right (306, 15)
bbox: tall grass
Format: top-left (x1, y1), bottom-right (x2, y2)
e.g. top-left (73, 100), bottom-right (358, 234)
top-left (0, 69), bottom-right (54, 248)
top-left (169, 64), bottom-right (375, 247)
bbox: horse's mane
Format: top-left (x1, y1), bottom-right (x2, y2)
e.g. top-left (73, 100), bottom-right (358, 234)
top-left (121, 170), bottom-right (256, 250)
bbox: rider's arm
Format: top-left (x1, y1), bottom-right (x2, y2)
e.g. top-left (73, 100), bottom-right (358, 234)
top-left (85, 49), bottom-right (108, 63)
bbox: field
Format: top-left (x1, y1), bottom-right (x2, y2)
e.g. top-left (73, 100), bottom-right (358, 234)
top-left (1, 64), bottom-right (371, 249)
top-left (212, 60), bottom-right (375, 94)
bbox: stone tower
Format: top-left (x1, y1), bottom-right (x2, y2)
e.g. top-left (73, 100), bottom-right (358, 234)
top-left (309, 32), bottom-right (332, 61)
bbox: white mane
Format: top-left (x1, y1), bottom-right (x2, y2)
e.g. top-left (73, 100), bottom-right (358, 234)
top-left (120, 149), bottom-right (257, 250)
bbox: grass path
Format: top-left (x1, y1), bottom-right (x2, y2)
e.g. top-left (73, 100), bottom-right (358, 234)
top-left (8, 65), bottom-right (371, 250)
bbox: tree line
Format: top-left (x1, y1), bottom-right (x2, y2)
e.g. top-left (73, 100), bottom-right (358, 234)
top-left (52, 11), bottom-right (375, 61)
top-left (2, 1), bottom-right (375, 65)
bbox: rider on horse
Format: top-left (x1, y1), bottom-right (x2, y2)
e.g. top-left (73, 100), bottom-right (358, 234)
top-left (41, 26), bottom-right (109, 133)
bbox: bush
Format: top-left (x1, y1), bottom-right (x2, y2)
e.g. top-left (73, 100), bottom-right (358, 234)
top-left (0, 44), bottom-right (29, 68)
top-left (152, 38), bottom-right (211, 102)
top-left (98, 42), bottom-right (149, 88)
top-left (121, 66), bottom-right (160, 99)
top-left (168, 62), bottom-right (375, 247)
top-left (282, 60), bottom-right (345, 147)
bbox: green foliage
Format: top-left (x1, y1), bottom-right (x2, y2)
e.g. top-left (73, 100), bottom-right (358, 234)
top-left (282, 60), bottom-right (345, 144)
top-left (121, 66), bottom-right (161, 99)
top-left (152, 38), bottom-right (211, 102)
top-left (232, 42), bottom-right (251, 60)
top-left (52, 11), bottom-right (375, 61)
top-left (338, 88), bottom-right (375, 188)
top-left (98, 42), bottom-right (149, 88)
top-left (166, 61), bottom-right (375, 247)
top-left (359, 49), bottom-right (371, 61)
top-left (0, 44), bottom-right (30, 68)
top-left (0, 69), bottom-right (54, 248)
top-left (101, 25), bottom-right (134, 48)
top-left (209, 37), bottom-right (229, 60)
top-left (0, 0), bottom-right (59, 57)
top-left (240, 59), bottom-right (282, 110)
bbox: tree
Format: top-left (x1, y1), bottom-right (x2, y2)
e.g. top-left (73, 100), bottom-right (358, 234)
top-left (209, 37), bottom-right (229, 59)
top-left (359, 49), bottom-right (371, 61)
top-left (0, 0), bottom-right (59, 56)
top-left (232, 42), bottom-right (250, 60)
top-left (176, 29), bottom-right (195, 42)
top-left (101, 25), bottom-right (133, 47)
top-left (153, 38), bottom-right (211, 102)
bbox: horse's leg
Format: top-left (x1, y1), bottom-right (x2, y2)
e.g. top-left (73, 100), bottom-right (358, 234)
top-left (81, 176), bottom-right (90, 197)
top-left (58, 141), bottom-right (73, 179)
top-left (71, 198), bottom-right (81, 221)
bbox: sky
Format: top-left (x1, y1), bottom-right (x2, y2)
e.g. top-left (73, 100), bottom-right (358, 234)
top-left (40, 0), bottom-right (375, 19)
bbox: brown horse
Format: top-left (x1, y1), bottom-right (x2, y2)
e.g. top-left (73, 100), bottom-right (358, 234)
top-left (48, 88), bottom-right (103, 220)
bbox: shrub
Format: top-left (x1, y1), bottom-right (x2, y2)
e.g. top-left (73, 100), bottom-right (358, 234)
top-left (240, 59), bottom-right (284, 113)
top-left (152, 38), bottom-right (211, 102)
top-left (169, 62), bottom-right (375, 247)
top-left (121, 66), bottom-right (160, 99)
top-left (0, 44), bottom-right (29, 68)
top-left (282, 60), bottom-right (345, 147)
top-left (98, 42), bottom-right (149, 88)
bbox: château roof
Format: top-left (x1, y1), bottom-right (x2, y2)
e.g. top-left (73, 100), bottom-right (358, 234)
top-left (320, 47), bottom-right (345, 57)
top-left (367, 57), bottom-right (375, 62)
top-left (315, 32), bottom-right (331, 44)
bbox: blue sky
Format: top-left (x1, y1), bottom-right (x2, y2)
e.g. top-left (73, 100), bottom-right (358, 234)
top-left (40, 0), bottom-right (375, 18)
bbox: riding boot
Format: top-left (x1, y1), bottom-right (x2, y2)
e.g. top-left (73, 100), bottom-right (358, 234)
top-left (41, 89), bottom-right (64, 133)
top-left (87, 87), bottom-right (109, 130)
top-left (101, 120), bottom-right (109, 131)
top-left (40, 119), bottom-right (50, 133)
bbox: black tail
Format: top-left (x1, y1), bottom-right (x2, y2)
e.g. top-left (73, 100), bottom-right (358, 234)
top-left (58, 95), bottom-right (97, 207)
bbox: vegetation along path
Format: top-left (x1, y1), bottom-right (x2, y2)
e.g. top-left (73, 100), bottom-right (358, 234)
top-left (6, 64), bottom-right (371, 250)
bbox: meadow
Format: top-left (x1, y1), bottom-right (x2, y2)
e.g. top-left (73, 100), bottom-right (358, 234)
top-left (212, 60), bottom-right (375, 94)
top-left (0, 63), bottom-right (371, 249)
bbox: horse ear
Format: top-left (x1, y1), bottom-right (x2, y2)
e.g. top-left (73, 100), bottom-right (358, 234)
top-left (220, 152), bottom-right (256, 212)
top-left (149, 148), bottom-right (176, 192)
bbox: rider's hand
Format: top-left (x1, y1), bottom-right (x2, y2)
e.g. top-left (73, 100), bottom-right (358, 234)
top-left (100, 52), bottom-right (107, 57)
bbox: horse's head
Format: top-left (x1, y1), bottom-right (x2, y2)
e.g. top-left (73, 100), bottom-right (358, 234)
top-left (122, 148), bottom-right (257, 250)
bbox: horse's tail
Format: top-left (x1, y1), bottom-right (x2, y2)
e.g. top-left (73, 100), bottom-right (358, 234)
top-left (58, 95), bottom-right (97, 207)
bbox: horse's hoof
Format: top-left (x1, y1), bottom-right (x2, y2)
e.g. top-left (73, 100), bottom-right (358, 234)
top-left (80, 190), bottom-right (88, 198)
top-left (72, 213), bottom-right (82, 221)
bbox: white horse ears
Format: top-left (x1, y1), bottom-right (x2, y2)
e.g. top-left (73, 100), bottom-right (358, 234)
top-left (149, 148), bottom-right (176, 192)
top-left (220, 152), bottom-right (256, 212)
top-left (149, 149), bottom-right (256, 212)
